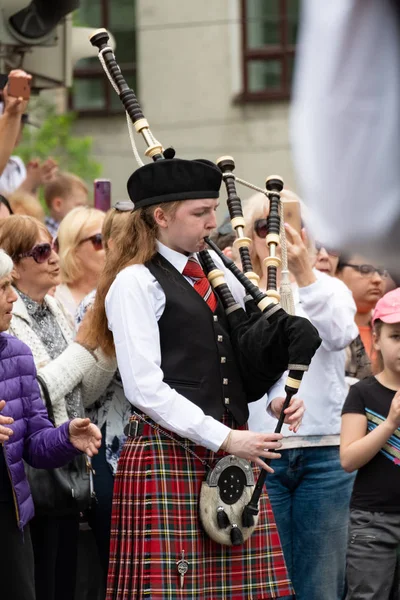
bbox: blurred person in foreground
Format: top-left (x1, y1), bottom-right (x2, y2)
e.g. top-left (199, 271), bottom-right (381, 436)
top-left (291, 0), bottom-right (400, 278)
top-left (44, 172), bottom-right (88, 238)
top-left (0, 248), bottom-right (101, 600)
top-left (55, 206), bottom-right (106, 323)
top-left (244, 191), bottom-right (359, 600)
top-left (0, 215), bottom-right (115, 600)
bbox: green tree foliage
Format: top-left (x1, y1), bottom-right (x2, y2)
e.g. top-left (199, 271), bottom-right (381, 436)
top-left (15, 102), bottom-right (102, 184)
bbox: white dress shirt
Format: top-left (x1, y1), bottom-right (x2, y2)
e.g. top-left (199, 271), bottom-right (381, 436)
top-left (248, 271), bottom-right (358, 445)
top-left (105, 241), bottom-right (246, 452)
top-left (291, 0), bottom-right (400, 277)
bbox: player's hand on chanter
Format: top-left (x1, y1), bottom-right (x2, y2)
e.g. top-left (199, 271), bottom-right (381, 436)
top-left (221, 429), bottom-right (282, 473)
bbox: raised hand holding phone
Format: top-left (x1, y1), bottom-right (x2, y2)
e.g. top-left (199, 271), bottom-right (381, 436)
top-left (3, 69), bottom-right (31, 117)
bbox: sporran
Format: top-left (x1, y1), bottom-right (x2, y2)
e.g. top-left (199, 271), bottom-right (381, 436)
top-left (199, 454), bottom-right (258, 546)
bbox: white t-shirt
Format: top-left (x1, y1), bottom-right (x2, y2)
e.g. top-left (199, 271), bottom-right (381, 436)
top-left (0, 156), bottom-right (26, 195)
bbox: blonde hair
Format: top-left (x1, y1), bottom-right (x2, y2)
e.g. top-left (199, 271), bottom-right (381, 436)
top-left (9, 191), bottom-right (45, 222)
top-left (0, 215), bottom-right (51, 263)
top-left (44, 172), bottom-right (88, 208)
top-left (88, 201), bottom-right (181, 356)
top-left (57, 206), bottom-right (105, 284)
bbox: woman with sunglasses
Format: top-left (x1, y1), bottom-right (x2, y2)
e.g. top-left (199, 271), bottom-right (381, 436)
top-left (314, 243), bottom-right (340, 277)
top-left (243, 191), bottom-right (359, 600)
top-left (0, 214), bottom-right (116, 600)
top-left (55, 206), bottom-right (106, 324)
top-left (0, 248), bottom-right (102, 600)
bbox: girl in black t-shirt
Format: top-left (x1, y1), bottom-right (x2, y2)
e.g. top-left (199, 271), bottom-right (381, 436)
top-left (340, 288), bottom-right (400, 600)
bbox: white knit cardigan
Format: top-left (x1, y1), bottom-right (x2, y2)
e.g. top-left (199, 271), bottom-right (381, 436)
top-left (8, 291), bottom-right (117, 426)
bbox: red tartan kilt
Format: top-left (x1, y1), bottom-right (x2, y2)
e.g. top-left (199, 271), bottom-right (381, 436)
top-left (106, 418), bottom-right (293, 599)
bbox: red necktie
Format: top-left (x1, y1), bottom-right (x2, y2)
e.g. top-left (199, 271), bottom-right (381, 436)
top-left (183, 257), bottom-right (218, 312)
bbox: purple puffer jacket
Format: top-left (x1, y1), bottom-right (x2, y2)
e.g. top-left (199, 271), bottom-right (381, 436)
top-left (0, 332), bottom-right (80, 530)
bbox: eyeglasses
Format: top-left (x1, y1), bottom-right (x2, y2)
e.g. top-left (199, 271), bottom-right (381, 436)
top-left (18, 241), bottom-right (56, 264)
top-left (254, 218), bottom-right (268, 239)
top-left (340, 263), bottom-right (388, 278)
top-left (113, 200), bottom-right (134, 212)
top-left (315, 242), bottom-right (340, 257)
top-left (78, 233), bottom-right (103, 251)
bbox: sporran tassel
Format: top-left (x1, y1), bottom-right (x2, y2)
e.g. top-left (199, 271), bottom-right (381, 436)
top-left (217, 506), bottom-right (230, 529)
top-left (230, 523), bottom-right (244, 546)
top-left (241, 504), bottom-right (256, 528)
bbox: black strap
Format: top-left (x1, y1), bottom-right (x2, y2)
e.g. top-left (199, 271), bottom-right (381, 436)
top-left (36, 374), bottom-right (56, 426)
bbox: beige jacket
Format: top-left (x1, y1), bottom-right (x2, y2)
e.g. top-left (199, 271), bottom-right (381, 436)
top-left (8, 291), bottom-right (116, 426)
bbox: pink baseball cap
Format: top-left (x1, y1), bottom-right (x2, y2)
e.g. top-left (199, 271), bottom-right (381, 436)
top-left (372, 288), bottom-right (400, 324)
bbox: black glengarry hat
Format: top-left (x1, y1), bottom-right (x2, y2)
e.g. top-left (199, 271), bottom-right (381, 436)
top-left (127, 158), bottom-right (222, 210)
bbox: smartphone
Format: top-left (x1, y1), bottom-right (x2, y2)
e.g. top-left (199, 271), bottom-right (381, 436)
top-left (7, 76), bottom-right (31, 100)
top-left (94, 179), bottom-right (111, 212)
top-left (281, 197), bottom-right (302, 236)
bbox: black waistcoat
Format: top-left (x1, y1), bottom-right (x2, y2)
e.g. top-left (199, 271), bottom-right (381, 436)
top-left (146, 253), bottom-right (249, 425)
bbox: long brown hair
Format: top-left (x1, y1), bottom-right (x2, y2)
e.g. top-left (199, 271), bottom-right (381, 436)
top-left (88, 201), bottom-right (181, 355)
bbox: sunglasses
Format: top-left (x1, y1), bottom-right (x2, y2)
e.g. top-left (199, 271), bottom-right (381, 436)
top-left (340, 263), bottom-right (388, 278)
top-left (78, 233), bottom-right (103, 251)
top-left (315, 242), bottom-right (340, 258)
top-left (254, 218), bottom-right (268, 239)
top-left (18, 241), bottom-right (56, 264)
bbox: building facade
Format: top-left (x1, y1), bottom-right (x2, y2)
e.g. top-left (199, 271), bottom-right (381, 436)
top-left (72, 0), bottom-right (299, 215)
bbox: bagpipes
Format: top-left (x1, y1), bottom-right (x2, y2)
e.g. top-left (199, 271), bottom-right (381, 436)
top-left (90, 29), bottom-right (321, 546)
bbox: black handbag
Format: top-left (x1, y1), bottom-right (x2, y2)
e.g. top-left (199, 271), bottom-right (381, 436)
top-left (25, 375), bottom-right (95, 517)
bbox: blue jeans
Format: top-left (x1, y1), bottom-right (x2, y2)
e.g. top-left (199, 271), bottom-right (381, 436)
top-left (266, 446), bottom-right (355, 600)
